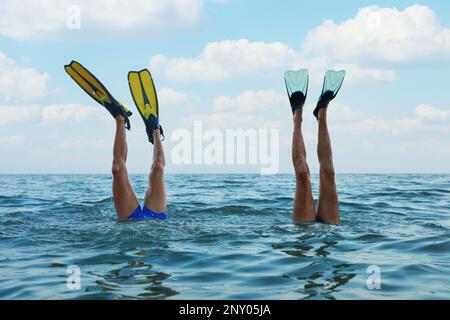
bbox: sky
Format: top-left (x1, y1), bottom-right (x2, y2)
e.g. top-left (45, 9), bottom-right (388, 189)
top-left (0, 0), bottom-right (449, 174)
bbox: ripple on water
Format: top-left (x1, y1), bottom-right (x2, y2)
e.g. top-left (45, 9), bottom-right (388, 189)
top-left (0, 174), bottom-right (449, 299)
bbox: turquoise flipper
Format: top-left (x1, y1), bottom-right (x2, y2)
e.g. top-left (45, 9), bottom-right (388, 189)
top-left (314, 70), bottom-right (346, 119)
top-left (284, 69), bottom-right (309, 113)
top-left (322, 70), bottom-right (346, 98)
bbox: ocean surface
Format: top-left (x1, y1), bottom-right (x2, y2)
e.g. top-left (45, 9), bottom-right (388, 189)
top-left (0, 174), bottom-right (449, 300)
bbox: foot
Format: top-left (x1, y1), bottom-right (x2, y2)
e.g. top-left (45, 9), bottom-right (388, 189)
top-left (313, 91), bottom-right (334, 119)
top-left (147, 126), bottom-right (164, 145)
top-left (293, 109), bottom-right (304, 134)
top-left (289, 91), bottom-right (306, 114)
top-left (115, 115), bottom-right (127, 127)
top-left (285, 69), bottom-right (309, 114)
top-left (109, 100), bottom-right (132, 130)
top-left (293, 108), bottom-right (303, 122)
top-left (152, 128), bottom-right (161, 141)
top-left (317, 108), bottom-right (327, 122)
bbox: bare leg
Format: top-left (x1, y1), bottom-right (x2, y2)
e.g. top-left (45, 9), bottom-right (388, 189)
top-left (316, 109), bottom-right (340, 224)
top-left (292, 109), bottom-right (316, 221)
top-left (112, 116), bottom-right (140, 220)
top-left (144, 130), bottom-right (167, 213)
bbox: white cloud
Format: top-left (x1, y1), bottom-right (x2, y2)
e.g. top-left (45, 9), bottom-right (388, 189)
top-left (182, 90), bottom-right (287, 129)
top-left (214, 90), bottom-right (286, 113)
top-left (150, 39), bottom-right (395, 83)
top-left (0, 103), bottom-right (113, 126)
top-left (158, 87), bottom-right (188, 106)
top-left (0, 52), bottom-right (48, 103)
top-left (41, 104), bottom-right (106, 123)
top-left (0, 0), bottom-right (207, 40)
top-left (330, 104), bottom-right (450, 136)
top-left (415, 104), bottom-right (450, 120)
top-left (333, 63), bottom-right (396, 83)
top-left (185, 112), bottom-right (265, 129)
top-left (150, 39), bottom-right (303, 81)
top-left (346, 117), bottom-right (423, 135)
top-left (0, 135), bottom-right (25, 146)
top-left (59, 139), bottom-right (110, 149)
top-left (0, 105), bottom-right (41, 124)
top-left (303, 5), bottom-right (450, 62)
top-left (261, 120), bottom-right (284, 130)
top-left (182, 90), bottom-right (448, 135)
top-left (310, 102), bottom-right (364, 121)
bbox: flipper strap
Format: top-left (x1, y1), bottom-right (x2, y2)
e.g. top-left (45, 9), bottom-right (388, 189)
top-left (124, 115), bottom-right (131, 130)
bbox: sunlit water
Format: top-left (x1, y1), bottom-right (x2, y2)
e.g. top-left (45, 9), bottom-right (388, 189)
top-left (0, 174), bottom-right (449, 299)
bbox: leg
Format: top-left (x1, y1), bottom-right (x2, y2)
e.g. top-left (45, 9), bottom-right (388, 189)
top-left (292, 109), bottom-right (316, 221)
top-left (316, 109), bottom-right (340, 224)
top-left (112, 116), bottom-right (140, 220)
top-left (144, 130), bottom-right (167, 213)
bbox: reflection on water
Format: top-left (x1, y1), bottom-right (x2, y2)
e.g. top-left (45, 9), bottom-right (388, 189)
top-left (272, 233), bottom-right (356, 299)
top-left (0, 174), bottom-right (449, 299)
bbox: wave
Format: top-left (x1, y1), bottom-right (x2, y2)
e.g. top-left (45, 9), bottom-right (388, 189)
top-left (1, 174), bottom-right (449, 299)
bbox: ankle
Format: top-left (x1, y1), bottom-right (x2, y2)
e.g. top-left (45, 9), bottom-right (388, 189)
top-left (293, 109), bottom-right (303, 122)
top-left (115, 115), bottom-right (125, 123)
top-left (152, 128), bottom-right (161, 140)
top-left (317, 108), bottom-right (327, 121)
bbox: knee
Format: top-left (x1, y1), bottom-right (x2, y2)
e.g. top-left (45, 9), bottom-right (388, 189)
top-left (295, 164), bottom-right (310, 184)
top-left (294, 159), bottom-right (309, 177)
top-left (111, 160), bottom-right (126, 177)
top-left (151, 161), bottom-right (164, 177)
top-left (320, 162), bottom-right (335, 179)
top-left (296, 171), bottom-right (310, 185)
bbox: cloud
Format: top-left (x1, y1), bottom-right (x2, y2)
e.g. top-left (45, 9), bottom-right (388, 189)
top-left (58, 139), bottom-right (110, 149)
top-left (185, 112), bottom-right (265, 129)
top-left (182, 90), bottom-right (287, 129)
top-left (0, 105), bottom-right (41, 124)
top-left (318, 102), bottom-right (365, 121)
top-left (0, 52), bottom-right (48, 103)
top-left (214, 90), bottom-right (286, 113)
top-left (329, 104), bottom-right (450, 136)
top-left (150, 39), bottom-right (303, 81)
top-left (41, 104), bottom-right (106, 123)
top-left (303, 5), bottom-right (450, 62)
top-left (0, 103), bottom-right (107, 125)
top-left (415, 104), bottom-right (450, 120)
top-left (346, 117), bottom-right (423, 135)
top-left (150, 39), bottom-right (395, 83)
top-left (181, 91), bottom-right (448, 135)
top-left (0, 0), bottom-right (207, 40)
top-left (0, 135), bottom-right (25, 146)
top-left (333, 63), bottom-right (396, 83)
top-left (158, 87), bottom-right (188, 106)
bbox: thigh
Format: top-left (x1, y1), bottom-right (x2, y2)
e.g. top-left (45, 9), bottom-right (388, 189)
top-left (112, 170), bottom-right (140, 220)
top-left (293, 175), bottom-right (316, 221)
top-left (316, 174), bottom-right (340, 224)
top-left (144, 172), bottom-right (167, 213)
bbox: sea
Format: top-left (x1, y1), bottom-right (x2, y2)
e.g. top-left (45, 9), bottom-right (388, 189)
top-left (0, 174), bottom-right (449, 299)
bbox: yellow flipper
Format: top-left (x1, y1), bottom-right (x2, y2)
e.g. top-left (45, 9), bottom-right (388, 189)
top-left (128, 69), bottom-right (162, 144)
top-left (64, 60), bottom-right (132, 129)
top-left (64, 61), bottom-right (112, 106)
top-left (128, 69), bottom-right (158, 120)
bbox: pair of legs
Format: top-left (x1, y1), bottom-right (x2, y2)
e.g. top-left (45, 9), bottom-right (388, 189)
top-left (111, 116), bottom-right (167, 220)
top-left (112, 107), bottom-right (337, 222)
top-left (292, 108), bottom-right (339, 224)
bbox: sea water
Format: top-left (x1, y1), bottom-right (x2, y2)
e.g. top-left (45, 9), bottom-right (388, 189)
top-left (0, 174), bottom-right (449, 299)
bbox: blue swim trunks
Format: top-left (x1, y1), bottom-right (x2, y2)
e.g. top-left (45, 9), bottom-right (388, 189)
top-left (127, 206), bottom-right (168, 220)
